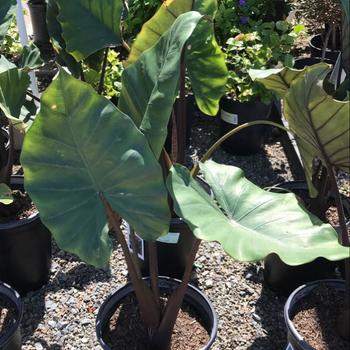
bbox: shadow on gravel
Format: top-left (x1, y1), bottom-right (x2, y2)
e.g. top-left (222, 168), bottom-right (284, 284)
top-left (243, 264), bottom-right (288, 350)
top-left (27, 337), bottom-right (61, 349)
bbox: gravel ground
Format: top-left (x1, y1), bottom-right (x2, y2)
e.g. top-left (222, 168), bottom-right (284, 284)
top-left (20, 110), bottom-right (296, 350)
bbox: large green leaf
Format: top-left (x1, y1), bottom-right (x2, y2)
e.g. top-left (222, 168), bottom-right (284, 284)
top-left (249, 63), bottom-right (330, 99)
top-left (0, 0), bottom-right (16, 46)
top-left (0, 56), bottom-right (31, 130)
top-left (284, 66), bottom-right (350, 197)
top-left (46, 0), bottom-right (81, 77)
top-left (186, 20), bottom-right (227, 115)
top-left (167, 161), bottom-right (348, 265)
top-left (21, 69), bottom-right (170, 268)
top-left (0, 183), bottom-right (13, 205)
top-left (125, 0), bottom-right (192, 66)
top-left (126, 0), bottom-right (226, 116)
top-left (56, 0), bottom-right (123, 61)
top-left (118, 12), bottom-right (203, 158)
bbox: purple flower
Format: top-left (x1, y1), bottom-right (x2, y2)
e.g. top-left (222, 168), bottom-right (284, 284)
top-left (239, 0), bottom-right (247, 6)
top-left (239, 16), bottom-right (249, 24)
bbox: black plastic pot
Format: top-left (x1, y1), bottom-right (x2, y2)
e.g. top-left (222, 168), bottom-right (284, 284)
top-left (263, 181), bottom-right (348, 295)
top-left (96, 276), bottom-right (218, 350)
top-left (219, 98), bottom-right (272, 155)
top-left (294, 57), bottom-right (335, 70)
top-left (0, 282), bottom-right (23, 350)
top-left (27, 0), bottom-right (50, 45)
top-left (284, 279), bottom-right (345, 350)
top-left (0, 176), bottom-right (52, 296)
top-left (309, 34), bottom-right (341, 62)
top-left (125, 217), bottom-right (196, 279)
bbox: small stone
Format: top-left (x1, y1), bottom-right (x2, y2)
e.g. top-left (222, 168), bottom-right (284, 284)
top-left (81, 337), bottom-right (89, 343)
top-left (205, 279), bottom-right (213, 288)
top-left (34, 342), bottom-right (44, 350)
top-left (252, 313), bottom-right (261, 322)
top-left (48, 320), bottom-right (57, 328)
top-left (81, 318), bottom-right (90, 326)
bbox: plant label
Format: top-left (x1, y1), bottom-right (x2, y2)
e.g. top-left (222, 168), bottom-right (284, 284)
top-left (221, 109), bottom-right (238, 125)
top-left (157, 232), bottom-right (180, 244)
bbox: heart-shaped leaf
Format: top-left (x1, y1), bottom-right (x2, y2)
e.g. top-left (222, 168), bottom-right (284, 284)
top-left (167, 160), bottom-right (348, 265)
top-left (118, 11), bottom-right (203, 158)
top-left (56, 0), bottom-right (123, 61)
top-left (0, 0), bottom-right (16, 46)
top-left (249, 63), bottom-right (330, 98)
top-left (21, 69), bottom-right (170, 268)
top-left (0, 183), bottom-right (13, 205)
top-left (126, 0), bottom-right (226, 116)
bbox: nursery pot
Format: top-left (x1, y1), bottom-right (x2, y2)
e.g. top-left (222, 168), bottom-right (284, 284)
top-left (125, 217), bottom-right (196, 279)
top-left (309, 34), bottom-right (341, 62)
top-left (219, 98), bottom-right (272, 155)
top-left (284, 279), bottom-right (345, 350)
top-left (0, 282), bottom-right (23, 350)
top-left (0, 175), bottom-right (52, 296)
top-left (293, 57), bottom-right (335, 70)
top-left (263, 181), bottom-right (348, 295)
top-left (27, 0), bottom-right (50, 45)
top-left (96, 276), bottom-right (218, 350)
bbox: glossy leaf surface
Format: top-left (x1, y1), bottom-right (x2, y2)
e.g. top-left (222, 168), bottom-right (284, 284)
top-left (167, 160), bottom-right (348, 265)
top-left (254, 64), bottom-right (350, 197)
top-left (56, 0), bottom-right (123, 61)
top-left (118, 12), bottom-right (202, 158)
top-left (21, 70), bottom-right (170, 268)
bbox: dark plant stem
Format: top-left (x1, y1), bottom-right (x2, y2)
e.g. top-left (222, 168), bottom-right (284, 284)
top-left (129, 226), bottom-right (142, 279)
top-left (26, 90), bottom-right (40, 102)
top-left (171, 109), bottom-right (178, 162)
top-left (175, 48), bottom-right (187, 165)
top-left (150, 239), bottom-right (201, 350)
top-left (100, 195), bottom-right (160, 329)
top-left (148, 241), bottom-right (160, 309)
top-left (98, 48), bottom-right (109, 95)
top-left (0, 124), bottom-right (15, 185)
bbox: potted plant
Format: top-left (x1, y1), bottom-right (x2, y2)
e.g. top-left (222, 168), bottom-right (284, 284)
top-left (0, 5), bottom-right (52, 295)
top-left (0, 281), bottom-right (22, 350)
top-left (297, 0), bottom-right (342, 62)
top-left (220, 19), bottom-right (302, 155)
top-left (20, 4), bottom-right (348, 350)
top-left (250, 62), bottom-right (349, 347)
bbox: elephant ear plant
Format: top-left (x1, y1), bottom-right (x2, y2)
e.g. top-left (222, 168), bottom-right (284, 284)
top-left (250, 62), bottom-right (350, 339)
top-left (20, 3), bottom-right (348, 350)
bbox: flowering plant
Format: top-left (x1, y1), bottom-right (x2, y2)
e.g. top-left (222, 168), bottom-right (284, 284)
top-left (225, 20), bottom-right (303, 102)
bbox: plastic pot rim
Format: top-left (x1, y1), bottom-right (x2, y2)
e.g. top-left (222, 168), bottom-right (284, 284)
top-left (0, 282), bottom-right (23, 348)
top-left (284, 279), bottom-right (345, 350)
top-left (96, 276), bottom-right (218, 350)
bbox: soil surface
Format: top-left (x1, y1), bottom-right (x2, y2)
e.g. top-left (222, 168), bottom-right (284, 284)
top-left (0, 190), bottom-right (37, 223)
top-left (0, 295), bottom-right (17, 337)
top-left (104, 292), bottom-right (210, 350)
top-left (292, 284), bottom-right (350, 350)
